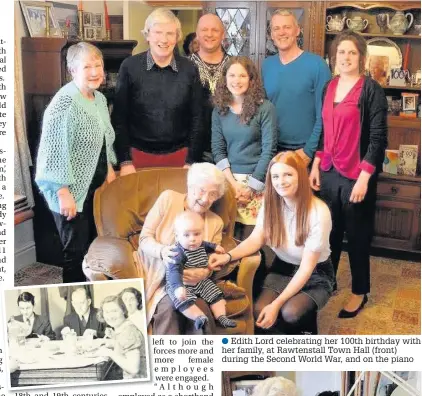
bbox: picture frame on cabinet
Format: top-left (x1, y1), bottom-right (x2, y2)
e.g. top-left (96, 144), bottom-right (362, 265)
top-left (95, 27), bottom-right (103, 40)
top-left (20, 1), bottom-right (59, 37)
top-left (84, 27), bottom-right (95, 40)
top-left (368, 55), bottom-right (389, 86)
top-left (50, 2), bottom-right (78, 39)
top-left (93, 13), bottom-right (103, 27)
top-left (83, 11), bottom-right (93, 27)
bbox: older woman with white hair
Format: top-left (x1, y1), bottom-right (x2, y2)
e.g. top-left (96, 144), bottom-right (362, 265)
top-left (36, 42), bottom-right (117, 283)
top-left (138, 162), bottom-right (226, 335)
top-left (251, 377), bottom-right (297, 396)
top-left (112, 7), bottom-right (204, 175)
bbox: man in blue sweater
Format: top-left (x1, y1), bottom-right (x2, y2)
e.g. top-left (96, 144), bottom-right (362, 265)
top-left (262, 9), bottom-right (331, 165)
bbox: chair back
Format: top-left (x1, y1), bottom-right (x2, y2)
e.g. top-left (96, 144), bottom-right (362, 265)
top-left (93, 168), bottom-right (237, 239)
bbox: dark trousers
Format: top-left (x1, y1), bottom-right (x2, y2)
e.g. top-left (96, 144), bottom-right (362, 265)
top-left (52, 194), bottom-right (97, 283)
top-left (51, 141), bottom-right (108, 284)
top-left (319, 168), bottom-right (377, 295)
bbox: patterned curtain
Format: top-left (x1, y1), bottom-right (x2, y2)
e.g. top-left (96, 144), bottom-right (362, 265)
top-left (14, 23), bottom-right (34, 207)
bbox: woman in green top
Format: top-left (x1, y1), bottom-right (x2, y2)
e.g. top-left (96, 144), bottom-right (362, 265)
top-left (212, 56), bottom-right (278, 240)
top-left (35, 42), bottom-right (117, 283)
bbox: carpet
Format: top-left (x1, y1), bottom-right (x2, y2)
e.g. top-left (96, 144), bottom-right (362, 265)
top-left (319, 253), bottom-right (421, 335)
top-left (14, 253), bottom-right (420, 335)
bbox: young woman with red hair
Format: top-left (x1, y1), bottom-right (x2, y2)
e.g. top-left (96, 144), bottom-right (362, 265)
top-left (210, 151), bottom-right (335, 334)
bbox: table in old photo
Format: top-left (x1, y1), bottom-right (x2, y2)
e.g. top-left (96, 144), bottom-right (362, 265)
top-left (9, 338), bottom-right (120, 387)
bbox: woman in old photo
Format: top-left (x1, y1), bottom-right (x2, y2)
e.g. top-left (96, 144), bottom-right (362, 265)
top-left (98, 295), bottom-right (147, 379)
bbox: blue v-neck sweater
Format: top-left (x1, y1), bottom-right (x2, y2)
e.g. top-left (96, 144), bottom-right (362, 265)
top-left (262, 52), bottom-right (331, 158)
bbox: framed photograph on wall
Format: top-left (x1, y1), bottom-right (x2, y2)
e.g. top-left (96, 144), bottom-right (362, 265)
top-left (20, 1), bottom-right (59, 37)
top-left (50, 2), bottom-right (78, 39)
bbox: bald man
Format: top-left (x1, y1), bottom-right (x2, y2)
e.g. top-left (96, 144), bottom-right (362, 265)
top-left (189, 14), bottom-right (230, 162)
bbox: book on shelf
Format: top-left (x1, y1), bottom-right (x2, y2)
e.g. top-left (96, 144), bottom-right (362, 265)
top-left (397, 145), bottom-right (418, 176)
top-left (383, 149), bottom-right (399, 175)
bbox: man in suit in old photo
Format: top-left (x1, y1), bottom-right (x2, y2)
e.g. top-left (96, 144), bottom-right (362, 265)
top-left (63, 287), bottom-right (105, 338)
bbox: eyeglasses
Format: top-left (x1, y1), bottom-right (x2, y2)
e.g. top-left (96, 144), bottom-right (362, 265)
top-left (195, 186), bottom-right (220, 201)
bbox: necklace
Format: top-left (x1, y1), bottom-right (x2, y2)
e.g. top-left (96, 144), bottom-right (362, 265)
top-left (191, 53), bottom-right (229, 95)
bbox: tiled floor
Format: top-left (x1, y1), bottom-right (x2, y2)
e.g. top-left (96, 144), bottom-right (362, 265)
top-left (15, 253), bottom-right (421, 335)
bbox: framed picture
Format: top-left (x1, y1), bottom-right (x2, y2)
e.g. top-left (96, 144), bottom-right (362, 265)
top-left (84, 27), bottom-right (95, 40)
top-left (95, 27), bottom-right (103, 40)
top-left (232, 380), bottom-right (262, 396)
top-left (83, 11), bottom-right (92, 27)
top-left (20, 1), bottom-right (59, 37)
top-left (402, 93), bottom-right (418, 111)
top-left (368, 54), bottom-right (389, 86)
top-left (93, 13), bottom-right (104, 27)
top-left (50, 2), bottom-right (78, 39)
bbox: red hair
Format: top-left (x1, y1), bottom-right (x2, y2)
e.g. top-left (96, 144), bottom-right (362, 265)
top-left (263, 151), bottom-right (314, 248)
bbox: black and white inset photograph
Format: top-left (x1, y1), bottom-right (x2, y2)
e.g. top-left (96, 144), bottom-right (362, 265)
top-left (3, 279), bottom-right (150, 389)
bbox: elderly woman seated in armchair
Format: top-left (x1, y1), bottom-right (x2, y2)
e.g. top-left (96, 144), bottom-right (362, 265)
top-left (139, 163), bottom-right (228, 334)
top-left (84, 163), bottom-right (258, 335)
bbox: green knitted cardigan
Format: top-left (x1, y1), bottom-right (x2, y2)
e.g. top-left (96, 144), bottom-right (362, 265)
top-left (36, 81), bottom-right (117, 213)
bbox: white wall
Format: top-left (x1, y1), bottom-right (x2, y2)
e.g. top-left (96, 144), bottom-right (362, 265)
top-left (295, 372), bottom-right (341, 396)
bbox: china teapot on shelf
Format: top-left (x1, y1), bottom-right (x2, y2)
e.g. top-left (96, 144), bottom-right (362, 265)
top-left (346, 16), bottom-right (369, 32)
top-left (326, 14), bottom-right (347, 32)
top-left (387, 11), bottom-right (414, 35)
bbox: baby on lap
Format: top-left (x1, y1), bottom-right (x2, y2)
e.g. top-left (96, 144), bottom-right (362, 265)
top-left (166, 211), bottom-right (237, 330)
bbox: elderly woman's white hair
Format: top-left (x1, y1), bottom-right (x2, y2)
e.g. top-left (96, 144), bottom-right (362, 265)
top-left (142, 8), bottom-right (183, 42)
top-left (251, 377), bottom-right (297, 396)
top-left (187, 162), bottom-right (226, 198)
top-left (66, 42), bottom-right (103, 75)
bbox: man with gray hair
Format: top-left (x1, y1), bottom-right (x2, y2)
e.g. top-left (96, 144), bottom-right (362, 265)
top-left (112, 8), bottom-right (204, 175)
top-left (262, 9), bottom-right (331, 165)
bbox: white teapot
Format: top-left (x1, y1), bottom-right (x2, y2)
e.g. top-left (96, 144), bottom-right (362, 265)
top-left (326, 14), bottom-right (347, 32)
top-left (387, 11), bottom-right (414, 35)
top-left (346, 16), bottom-right (369, 32)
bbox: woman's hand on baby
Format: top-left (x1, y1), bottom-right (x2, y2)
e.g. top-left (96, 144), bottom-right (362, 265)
top-left (214, 245), bottom-right (225, 254)
top-left (183, 268), bottom-right (210, 286)
top-left (208, 252), bottom-right (230, 271)
top-left (256, 302), bottom-right (279, 329)
top-left (175, 286), bottom-right (187, 301)
top-left (161, 245), bottom-right (179, 266)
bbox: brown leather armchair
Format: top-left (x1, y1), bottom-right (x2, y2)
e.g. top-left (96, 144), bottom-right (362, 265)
top-left (83, 168), bottom-right (260, 335)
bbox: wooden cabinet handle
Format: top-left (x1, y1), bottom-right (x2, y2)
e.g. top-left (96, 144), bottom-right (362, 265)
top-left (391, 186), bottom-right (399, 194)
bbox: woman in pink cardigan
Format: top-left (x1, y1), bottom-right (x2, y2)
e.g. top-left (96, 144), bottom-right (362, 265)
top-left (138, 163), bottom-right (226, 335)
